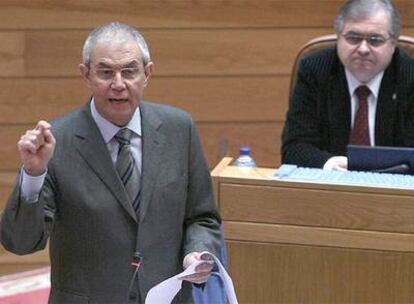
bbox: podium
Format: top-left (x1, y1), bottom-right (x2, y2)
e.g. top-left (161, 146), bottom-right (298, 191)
top-left (211, 158), bottom-right (414, 303)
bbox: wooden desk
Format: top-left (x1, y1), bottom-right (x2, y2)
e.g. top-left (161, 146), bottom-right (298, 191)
top-left (212, 158), bottom-right (414, 303)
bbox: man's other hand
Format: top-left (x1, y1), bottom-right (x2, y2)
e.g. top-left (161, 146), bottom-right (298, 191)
top-left (323, 156), bottom-right (348, 171)
top-left (181, 252), bottom-right (213, 284)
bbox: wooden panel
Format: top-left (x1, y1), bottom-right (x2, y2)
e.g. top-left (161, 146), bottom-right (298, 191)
top-left (0, 76), bottom-right (289, 124)
top-left (0, 1), bottom-right (346, 30)
top-left (0, 249), bottom-right (49, 276)
top-left (0, 32), bottom-right (25, 77)
top-left (227, 241), bottom-right (414, 304)
top-left (14, 28), bottom-right (414, 78)
top-left (220, 184), bottom-right (414, 233)
top-left (146, 77), bottom-right (288, 122)
top-left (211, 157), bottom-right (234, 210)
top-left (0, 125), bottom-right (28, 171)
top-left (1, 29), bottom-right (336, 77)
top-left (0, 79), bottom-right (88, 124)
top-left (0, 249), bottom-right (48, 264)
top-left (0, 263), bottom-right (49, 276)
top-left (0, 1), bottom-right (412, 29)
top-left (224, 221), bottom-right (414, 252)
top-left (149, 29), bottom-right (331, 77)
top-left (24, 30), bottom-right (84, 77)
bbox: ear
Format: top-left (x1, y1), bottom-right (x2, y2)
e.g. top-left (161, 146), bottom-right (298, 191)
top-left (79, 64), bottom-right (92, 89)
top-left (144, 61), bottom-right (154, 80)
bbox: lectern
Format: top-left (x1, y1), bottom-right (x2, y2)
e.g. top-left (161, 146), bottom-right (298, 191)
top-left (212, 157), bottom-right (414, 303)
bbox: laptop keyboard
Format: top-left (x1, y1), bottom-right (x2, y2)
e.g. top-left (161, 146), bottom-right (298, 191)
top-left (274, 164), bottom-right (414, 190)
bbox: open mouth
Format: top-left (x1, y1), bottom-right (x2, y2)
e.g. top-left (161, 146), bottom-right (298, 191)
top-left (109, 98), bottom-right (128, 103)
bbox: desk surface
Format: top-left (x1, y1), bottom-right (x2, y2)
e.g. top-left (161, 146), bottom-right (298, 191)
top-left (213, 158), bottom-right (414, 195)
top-left (212, 158), bottom-right (414, 303)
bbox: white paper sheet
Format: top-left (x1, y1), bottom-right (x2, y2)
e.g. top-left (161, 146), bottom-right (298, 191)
top-left (145, 251), bottom-right (238, 304)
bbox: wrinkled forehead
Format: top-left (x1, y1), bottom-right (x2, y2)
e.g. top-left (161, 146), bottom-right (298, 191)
top-left (90, 39), bottom-right (145, 67)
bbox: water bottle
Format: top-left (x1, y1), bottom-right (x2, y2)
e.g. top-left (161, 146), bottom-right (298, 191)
top-left (233, 146), bottom-right (257, 170)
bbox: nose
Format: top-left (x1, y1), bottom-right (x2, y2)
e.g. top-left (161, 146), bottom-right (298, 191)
top-left (356, 39), bottom-right (370, 55)
top-left (110, 71), bottom-right (126, 91)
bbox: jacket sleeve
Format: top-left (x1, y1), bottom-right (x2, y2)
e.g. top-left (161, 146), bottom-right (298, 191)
top-left (182, 117), bottom-right (222, 258)
top-left (281, 57), bottom-right (335, 168)
top-left (0, 171), bottom-right (56, 255)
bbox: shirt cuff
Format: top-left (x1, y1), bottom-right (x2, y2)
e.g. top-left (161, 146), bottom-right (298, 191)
top-left (20, 168), bottom-right (47, 203)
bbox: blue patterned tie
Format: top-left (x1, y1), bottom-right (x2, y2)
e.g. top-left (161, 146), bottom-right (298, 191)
top-left (115, 128), bottom-right (141, 213)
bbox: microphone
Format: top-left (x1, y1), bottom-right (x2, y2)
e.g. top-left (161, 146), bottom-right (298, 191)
top-left (128, 251), bottom-right (143, 302)
top-left (131, 251), bottom-right (142, 268)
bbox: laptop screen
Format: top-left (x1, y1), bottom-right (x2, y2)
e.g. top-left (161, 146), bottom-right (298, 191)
top-left (347, 145), bottom-right (414, 174)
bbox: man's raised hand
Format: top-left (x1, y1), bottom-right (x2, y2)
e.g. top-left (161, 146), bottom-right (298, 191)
top-left (18, 120), bottom-right (56, 176)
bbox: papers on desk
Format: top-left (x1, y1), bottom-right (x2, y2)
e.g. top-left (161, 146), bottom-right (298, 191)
top-left (145, 251), bottom-right (238, 304)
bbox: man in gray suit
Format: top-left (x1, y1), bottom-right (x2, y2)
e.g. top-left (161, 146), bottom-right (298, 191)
top-left (0, 22), bottom-right (222, 303)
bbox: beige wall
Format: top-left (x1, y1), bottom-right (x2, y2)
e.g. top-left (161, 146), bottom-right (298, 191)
top-left (0, 0), bottom-right (413, 274)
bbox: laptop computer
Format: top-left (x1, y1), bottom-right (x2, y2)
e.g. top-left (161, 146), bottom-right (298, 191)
top-left (347, 145), bottom-right (414, 174)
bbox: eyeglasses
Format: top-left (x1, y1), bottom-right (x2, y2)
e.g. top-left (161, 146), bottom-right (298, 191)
top-left (341, 33), bottom-right (392, 47)
top-left (93, 67), bottom-right (141, 81)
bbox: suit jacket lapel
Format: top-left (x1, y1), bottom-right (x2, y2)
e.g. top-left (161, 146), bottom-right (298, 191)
top-left (328, 62), bottom-right (352, 150)
top-left (375, 58), bottom-right (398, 146)
top-left (139, 102), bottom-right (165, 222)
top-left (73, 104), bottom-right (138, 222)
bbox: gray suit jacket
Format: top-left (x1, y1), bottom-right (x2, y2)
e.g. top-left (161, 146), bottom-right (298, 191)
top-left (0, 101), bottom-right (222, 303)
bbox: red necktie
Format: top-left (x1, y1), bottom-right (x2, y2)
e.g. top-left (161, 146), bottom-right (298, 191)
top-left (349, 85), bottom-right (371, 146)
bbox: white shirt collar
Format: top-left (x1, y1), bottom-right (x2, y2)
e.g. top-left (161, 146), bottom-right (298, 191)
top-left (90, 98), bottom-right (142, 144)
top-left (345, 69), bottom-right (384, 99)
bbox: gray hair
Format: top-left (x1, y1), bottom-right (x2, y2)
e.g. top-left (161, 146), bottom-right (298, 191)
top-left (82, 22), bottom-right (151, 67)
top-left (334, 0), bottom-right (401, 38)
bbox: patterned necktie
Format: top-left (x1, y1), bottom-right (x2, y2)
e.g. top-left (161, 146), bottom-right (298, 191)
top-left (349, 85), bottom-right (371, 146)
top-left (115, 128), bottom-right (141, 213)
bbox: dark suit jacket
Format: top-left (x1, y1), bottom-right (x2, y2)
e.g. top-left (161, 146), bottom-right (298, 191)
top-left (282, 46), bottom-right (414, 168)
top-left (0, 101), bottom-right (221, 303)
